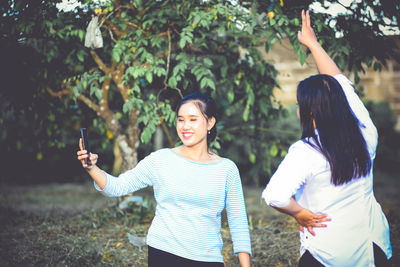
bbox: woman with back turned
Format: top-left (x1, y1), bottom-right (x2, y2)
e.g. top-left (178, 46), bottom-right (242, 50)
top-left (77, 93), bottom-right (251, 267)
top-left (262, 10), bottom-right (392, 267)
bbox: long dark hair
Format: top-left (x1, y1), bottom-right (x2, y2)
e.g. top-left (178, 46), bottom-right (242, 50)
top-left (176, 93), bottom-right (218, 146)
top-left (297, 74), bottom-right (371, 185)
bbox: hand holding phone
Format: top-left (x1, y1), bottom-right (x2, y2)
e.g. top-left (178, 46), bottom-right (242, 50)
top-left (80, 128), bottom-right (91, 166)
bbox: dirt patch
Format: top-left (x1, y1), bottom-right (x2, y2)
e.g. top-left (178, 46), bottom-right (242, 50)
top-left (0, 172), bottom-right (398, 266)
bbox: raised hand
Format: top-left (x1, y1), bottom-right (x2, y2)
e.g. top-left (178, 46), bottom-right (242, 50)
top-left (294, 208), bottom-right (331, 236)
top-left (297, 10), bottom-right (318, 49)
top-left (297, 10), bottom-right (341, 76)
top-left (77, 138), bottom-right (98, 169)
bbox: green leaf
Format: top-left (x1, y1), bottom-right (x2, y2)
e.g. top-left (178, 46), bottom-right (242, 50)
top-left (168, 77), bottom-right (177, 88)
top-left (203, 58), bottom-right (213, 66)
top-left (112, 49), bottom-right (121, 62)
top-left (200, 77), bottom-right (207, 88)
top-left (243, 103), bottom-right (250, 122)
top-left (120, 23), bottom-right (127, 31)
top-left (72, 86), bottom-right (79, 97)
top-left (298, 49), bottom-right (306, 65)
top-left (95, 89), bottom-right (102, 100)
top-left (227, 91), bottom-right (234, 103)
top-left (249, 153), bottom-right (256, 164)
top-left (317, 23), bottom-right (322, 33)
top-left (342, 46), bottom-right (350, 56)
top-left (77, 51), bottom-right (84, 62)
top-left (132, 84), bottom-right (141, 93)
top-left (270, 144), bottom-right (278, 157)
top-left (123, 102), bottom-right (132, 113)
top-left (141, 128), bottom-right (152, 143)
top-left (179, 37), bottom-right (187, 49)
top-left (78, 30), bottom-right (84, 41)
top-left (145, 71), bottom-right (153, 83)
top-left (207, 79), bottom-right (216, 90)
top-left (193, 15), bottom-right (201, 26)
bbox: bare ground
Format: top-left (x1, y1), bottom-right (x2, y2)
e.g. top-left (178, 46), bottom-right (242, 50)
top-left (0, 171), bottom-right (398, 267)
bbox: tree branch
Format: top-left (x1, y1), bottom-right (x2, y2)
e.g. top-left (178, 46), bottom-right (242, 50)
top-left (98, 5), bottom-right (132, 28)
top-left (164, 28), bottom-right (172, 87)
top-left (46, 87), bottom-right (71, 99)
top-left (90, 50), bottom-right (110, 74)
top-left (104, 20), bottom-right (126, 37)
top-left (114, 62), bottom-right (129, 103)
top-left (156, 28), bottom-right (183, 106)
top-left (108, 27), bottom-right (118, 43)
top-left (101, 77), bottom-right (111, 108)
top-left (160, 120), bottom-right (175, 148)
top-left (47, 87), bottom-right (100, 113)
top-left (78, 94), bottom-right (100, 113)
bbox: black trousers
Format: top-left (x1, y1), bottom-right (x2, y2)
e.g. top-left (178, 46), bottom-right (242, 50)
top-left (298, 243), bottom-right (390, 267)
top-left (148, 246), bottom-right (225, 267)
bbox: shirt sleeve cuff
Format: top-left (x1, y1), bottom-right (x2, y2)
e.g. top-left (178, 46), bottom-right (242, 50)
top-left (233, 245), bottom-right (252, 256)
top-left (234, 250), bottom-right (252, 256)
top-left (261, 187), bottom-right (290, 208)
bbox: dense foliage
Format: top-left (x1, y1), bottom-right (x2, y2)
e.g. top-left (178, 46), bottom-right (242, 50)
top-left (1, 0), bottom-right (399, 184)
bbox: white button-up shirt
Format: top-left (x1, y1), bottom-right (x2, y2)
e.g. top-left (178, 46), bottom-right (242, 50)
top-left (262, 74), bottom-right (392, 266)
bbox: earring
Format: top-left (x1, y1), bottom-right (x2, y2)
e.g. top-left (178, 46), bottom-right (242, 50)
top-left (208, 130), bottom-right (210, 134)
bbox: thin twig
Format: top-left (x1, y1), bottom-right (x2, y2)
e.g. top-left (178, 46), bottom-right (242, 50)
top-left (160, 120), bottom-right (175, 148)
top-left (108, 27), bottom-right (118, 43)
top-left (156, 28), bottom-right (172, 104)
top-left (164, 28), bottom-right (172, 87)
top-left (156, 28), bottom-right (183, 101)
top-left (155, 28), bottom-right (180, 148)
top-left (98, 6), bottom-right (129, 28)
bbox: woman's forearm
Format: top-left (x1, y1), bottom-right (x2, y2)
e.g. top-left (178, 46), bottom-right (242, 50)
top-left (238, 252), bottom-right (251, 267)
top-left (272, 197), bottom-right (330, 236)
top-left (272, 197), bottom-right (303, 217)
top-left (87, 165), bottom-right (107, 189)
top-left (308, 42), bottom-right (341, 77)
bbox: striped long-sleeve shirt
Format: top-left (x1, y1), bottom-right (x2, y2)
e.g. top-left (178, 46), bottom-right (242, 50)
top-left (95, 148), bottom-right (251, 262)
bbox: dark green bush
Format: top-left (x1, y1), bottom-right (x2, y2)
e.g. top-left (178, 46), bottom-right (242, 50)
top-left (365, 101), bottom-right (400, 172)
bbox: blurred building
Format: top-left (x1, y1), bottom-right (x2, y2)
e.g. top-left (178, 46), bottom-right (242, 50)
top-left (260, 38), bottom-right (400, 130)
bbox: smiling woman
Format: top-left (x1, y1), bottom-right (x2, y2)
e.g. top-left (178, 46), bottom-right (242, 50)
top-left (77, 93), bottom-right (252, 267)
top-left (175, 93), bottom-right (218, 160)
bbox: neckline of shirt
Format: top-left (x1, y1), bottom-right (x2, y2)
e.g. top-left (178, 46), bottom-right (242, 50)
top-left (167, 148), bottom-right (226, 166)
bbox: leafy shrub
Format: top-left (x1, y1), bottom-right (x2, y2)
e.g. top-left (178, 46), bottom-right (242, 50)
top-left (365, 101), bottom-right (400, 172)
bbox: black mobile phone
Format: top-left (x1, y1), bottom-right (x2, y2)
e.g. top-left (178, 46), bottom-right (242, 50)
top-left (80, 128), bottom-right (91, 166)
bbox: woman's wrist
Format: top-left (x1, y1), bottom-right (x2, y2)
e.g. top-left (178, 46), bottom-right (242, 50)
top-left (85, 164), bottom-right (96, 171)
top-left (305, 41), bottom-right (322, 53)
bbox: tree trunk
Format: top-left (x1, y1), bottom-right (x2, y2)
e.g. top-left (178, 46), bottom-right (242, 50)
top-left (112, 139), bottom-right (123, 175)
top-left (113, 112), bottom-right (140, 172)
top-left (154, 126), bottom-right (164, 151)
top-left (115, 133), bottom-right (138, 171)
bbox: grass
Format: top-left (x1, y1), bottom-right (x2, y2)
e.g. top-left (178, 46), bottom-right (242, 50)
top-left (0, 171), bottom-right (398, 267)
